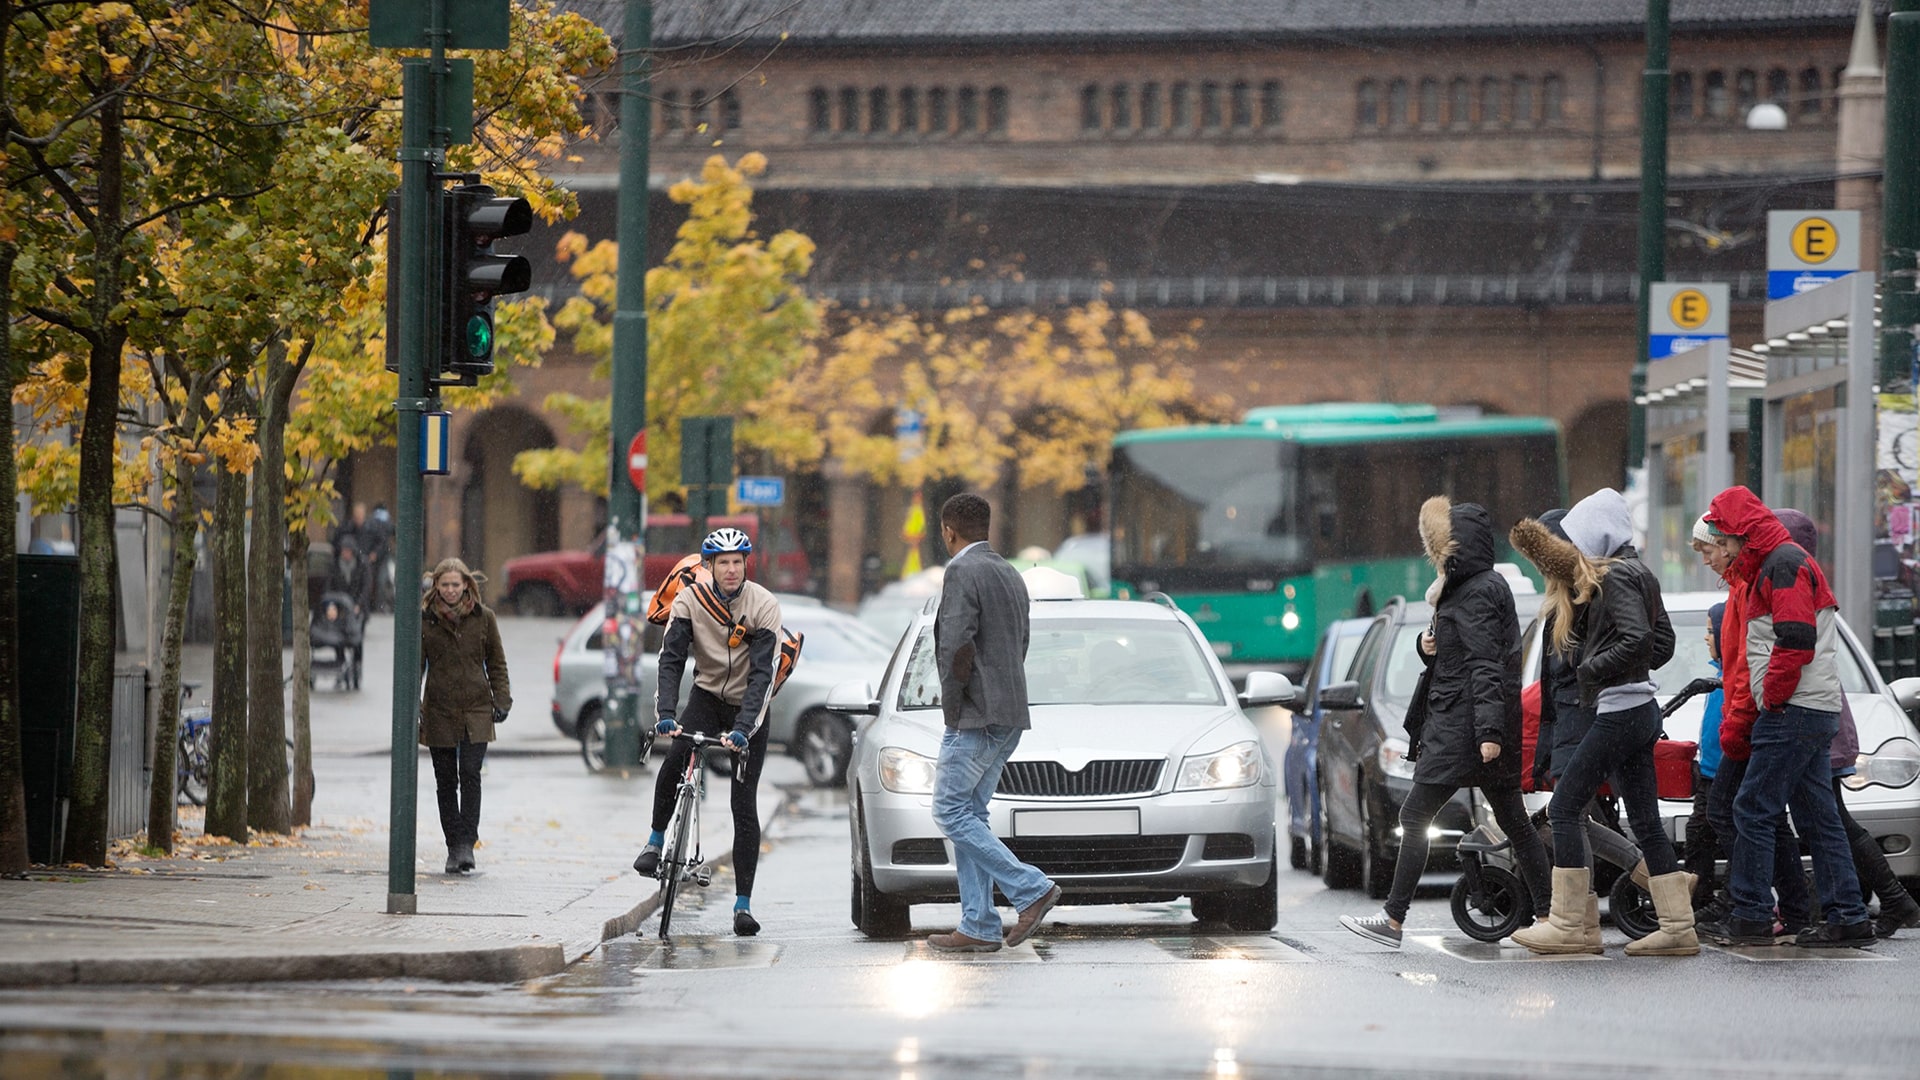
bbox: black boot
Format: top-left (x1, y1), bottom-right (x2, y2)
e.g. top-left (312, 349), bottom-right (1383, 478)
top-left (1852, 832), bottom-right (1920, 936)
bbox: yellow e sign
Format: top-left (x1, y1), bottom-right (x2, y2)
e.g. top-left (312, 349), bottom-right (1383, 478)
top-left (1791, 217), bottom-right (1838, 265)
top-left (1667, 288), bottom-right (1711, 331)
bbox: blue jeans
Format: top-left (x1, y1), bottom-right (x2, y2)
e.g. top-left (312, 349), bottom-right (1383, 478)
top-left (933, 725), bottom-right (1055, 940)
top-left (1730, 706), bottom-right (1866, 925)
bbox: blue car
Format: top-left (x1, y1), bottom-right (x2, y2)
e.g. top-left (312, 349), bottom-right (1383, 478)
top-left (1284, 617), bottom-right (1372, 874)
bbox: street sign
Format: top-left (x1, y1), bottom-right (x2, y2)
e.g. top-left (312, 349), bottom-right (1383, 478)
top-left (1767, 210), bottom-right (1859, 300)
top-left (369, 0), bottom-right (510, 49)
top-left (420, 411), bottom-right (450, 474)
top-left (735, 476), bottom-right (785, 506)
top-left (626, 431), bottom-right (648, 492)
top-left (1647, 282), bottom-right (1728, 360)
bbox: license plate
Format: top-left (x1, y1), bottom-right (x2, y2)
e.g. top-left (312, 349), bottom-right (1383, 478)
top-left (1011, 808), bottom-right (1141, 837)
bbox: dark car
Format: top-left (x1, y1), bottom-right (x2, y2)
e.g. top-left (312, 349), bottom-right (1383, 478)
top-left (499, 514), bottom-right (812, 616)
top-left (1314, 584), bottom-right (1544, 898)
top-left (1284, 617), bottom-right (1371, 874)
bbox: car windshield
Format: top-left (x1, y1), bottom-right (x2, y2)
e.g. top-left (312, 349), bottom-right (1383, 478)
top-left (1375, 623), bottom-right (1429, 708)
top-left (896, 616), bottom-right (1224, 709)
top-left (786, 612), bottom-right (893, 665)
top-left (1656, 608), bottom-right (1873, 696)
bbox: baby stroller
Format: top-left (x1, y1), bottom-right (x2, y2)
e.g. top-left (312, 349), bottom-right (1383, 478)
top-left (1449, 680), bottom-right (1716, 941)
top-left (310, 591), bottom-right (365, 690)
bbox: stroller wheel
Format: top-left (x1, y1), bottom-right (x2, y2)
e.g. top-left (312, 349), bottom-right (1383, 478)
top-left (1608, 870), bottom-right (1660, 940)
top-left (1450, 864), bottom-right (1529, 942)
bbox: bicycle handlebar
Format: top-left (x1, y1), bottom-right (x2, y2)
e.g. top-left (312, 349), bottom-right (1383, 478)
top-left (664, 729), bottom-right (743, 753)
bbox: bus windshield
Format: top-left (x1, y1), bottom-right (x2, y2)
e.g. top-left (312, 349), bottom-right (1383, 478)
top-left (1111, 437), bottom-right (1306, 579)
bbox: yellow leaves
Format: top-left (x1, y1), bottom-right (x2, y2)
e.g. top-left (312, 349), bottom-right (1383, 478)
top-left (204, 416), bottom-right (261, 475)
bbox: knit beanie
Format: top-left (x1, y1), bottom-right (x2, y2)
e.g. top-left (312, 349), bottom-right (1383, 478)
top-left (1692, 515), bottom-right (1714, 546)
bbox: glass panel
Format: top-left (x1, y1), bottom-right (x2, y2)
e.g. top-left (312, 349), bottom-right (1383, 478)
top-left (866, 87), bottom-right (889, 134)
top-left (1081, 83), bottom-right (1100, 130)
top-left (1418, 78), bottom-right (1439, 125)
top-left (899, 86), bottom-right (919, 133)
top-left (1259, 80), bottom-right (1282, 128)
top-left (1654, 610), bottom-right (1874, 696)
top-left (1387, 79), bottom-right (1408, 126)
top-left (1777, 386), bottom-right (1842, 563)
top-left (1109, 83), bottom-right (1130, 130)
top-left (1171, 82), bottom-right (1192, 129)
top-left (1111, 438), bottom-right (1305, 575)
top-left (986, 86), bottom-right (1008, 132)
top-left (1654, 432), bottom-right (1710, 592)
top-left (1450, 78), bottom-right (1470, 127)
top-left (1231, 80), bottom-right (1252, 128)
top-left (837, 86), bottom-right (858, 131)
top-left (896, 619), bottom-right (1225, 710)
top-left (1141, 82), bottom-right (1162, 130)
top-left (1671, 71), bottom-right (1693, 119)
top-left (957, 85), bottom-right (979, 132)
top-left (1356, 80), bottom-right (1379, 128)
top-left (1201, 80), bottom-right (1223, 128)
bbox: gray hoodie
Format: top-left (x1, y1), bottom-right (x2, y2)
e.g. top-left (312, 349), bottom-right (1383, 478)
top-left (1564, 488), bottom-right (1659, 712)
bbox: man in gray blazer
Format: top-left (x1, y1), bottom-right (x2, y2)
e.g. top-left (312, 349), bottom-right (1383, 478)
top-left (926, 493), bottom-right (1061, 952)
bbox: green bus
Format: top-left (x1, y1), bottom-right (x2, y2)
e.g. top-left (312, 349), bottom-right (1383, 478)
top-left (1109, 403), bottom-right (1566, 677)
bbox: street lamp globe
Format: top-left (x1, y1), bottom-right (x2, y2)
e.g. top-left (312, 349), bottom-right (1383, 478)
top-left (1746, 103), bottom-right (1788, 130)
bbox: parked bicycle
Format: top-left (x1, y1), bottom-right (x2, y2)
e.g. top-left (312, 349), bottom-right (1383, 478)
top-left (647, 730), bottom-right (736, 939)
top-left (176, 682), bottom-right (212, 806)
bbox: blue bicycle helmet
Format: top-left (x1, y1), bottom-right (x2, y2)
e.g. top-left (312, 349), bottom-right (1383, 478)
top-left (702, 526), bottom-right (753, 556)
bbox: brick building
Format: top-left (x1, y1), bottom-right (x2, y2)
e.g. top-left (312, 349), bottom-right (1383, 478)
top-left (356, 1), bottom-right (1889, 606)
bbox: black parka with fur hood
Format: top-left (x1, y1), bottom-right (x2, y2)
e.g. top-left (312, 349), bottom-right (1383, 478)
top-left (1413, 496), bottom-right (1524, 789)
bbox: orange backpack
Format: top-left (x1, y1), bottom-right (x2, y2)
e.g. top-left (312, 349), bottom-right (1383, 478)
top-left (646, 553), bottom-right (803, 695)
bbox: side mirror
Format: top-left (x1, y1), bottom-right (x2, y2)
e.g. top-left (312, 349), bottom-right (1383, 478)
top-left (1317, 680), bottom-right (1363, 711)
top-left (826, 678), bottom-right (879, 716)
top-left (1239, 670), bottom-right (1298, 708)
top-left (1891, 677), bottom-right (1920, 719)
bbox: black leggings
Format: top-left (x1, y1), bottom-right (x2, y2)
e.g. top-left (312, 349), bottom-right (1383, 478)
top-left (1549, 701), bottom-right (1679, 876)
top-left (1384, 781), bottom-right (1552, 925)
top-left (429, 735), bottom-right (486, 847)
top-left (650, 686), bottom-right (771, 899)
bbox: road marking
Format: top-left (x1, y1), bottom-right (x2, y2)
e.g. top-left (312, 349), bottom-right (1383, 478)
top-left (902, 940), bottom-right (1043, 963)
top-left (1704, 942), bottom-right (1890, 962)
top-left (1407, 934), bottom-right (1607, 962)
top-left (1147, 935), bottom-right (1314, 963)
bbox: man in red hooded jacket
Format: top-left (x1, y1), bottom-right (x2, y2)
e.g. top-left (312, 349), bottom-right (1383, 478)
top-left (1697, 486), bottom-right (1871, 948)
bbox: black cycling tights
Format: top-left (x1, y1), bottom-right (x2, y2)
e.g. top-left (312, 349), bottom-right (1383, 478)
top-left (650, 686), bottom-right (772, 898)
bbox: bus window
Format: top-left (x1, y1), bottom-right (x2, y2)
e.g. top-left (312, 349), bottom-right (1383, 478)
top-left (1112, 438), bottom-right (1307, 575)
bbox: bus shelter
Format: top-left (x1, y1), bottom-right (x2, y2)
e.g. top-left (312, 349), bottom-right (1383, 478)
top-left (1643, 339), bottom-right (1766, 593)
top-left (1751, 271), bottom-right (1876, 637)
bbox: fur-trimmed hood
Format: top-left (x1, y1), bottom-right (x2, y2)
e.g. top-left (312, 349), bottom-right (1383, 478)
top-left (1420, 495), bottom-right (1495, 583)
top-left (1510, 517), bottom-right (1586, 586)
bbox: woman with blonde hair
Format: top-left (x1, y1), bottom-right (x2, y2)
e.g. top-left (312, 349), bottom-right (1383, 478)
top-left (420, 557), bottom-right (511, 874)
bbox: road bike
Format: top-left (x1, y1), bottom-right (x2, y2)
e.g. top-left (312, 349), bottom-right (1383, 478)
top-left (650, 730), bottom-right (735, 938)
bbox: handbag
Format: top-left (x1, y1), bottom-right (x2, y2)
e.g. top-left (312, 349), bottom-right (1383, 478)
top-left (1402, 665), bottom-right (1433, 762)
top-left (1653, 738), bottom-right (1697, 799)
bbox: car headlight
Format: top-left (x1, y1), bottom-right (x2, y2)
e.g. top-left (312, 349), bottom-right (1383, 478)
top-left (1842, 737), bottom-right (1920, 791)
top-left (1378, 737), bottom-right (1418, 781)
top-left (1177, 740), bottom-right (1261, 790)
top-left (878, 746), bottom-right (938, 795)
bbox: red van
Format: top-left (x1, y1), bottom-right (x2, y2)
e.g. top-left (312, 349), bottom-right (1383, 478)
top-left (498, 514), bottom-right (810, 616)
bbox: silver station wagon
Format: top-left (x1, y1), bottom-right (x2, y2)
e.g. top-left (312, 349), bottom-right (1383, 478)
top-left (836, 570), bottom-right (1297, 937)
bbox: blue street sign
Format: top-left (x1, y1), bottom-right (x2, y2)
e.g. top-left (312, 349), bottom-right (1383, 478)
top-left (735, 476), bottom-right (785, 506)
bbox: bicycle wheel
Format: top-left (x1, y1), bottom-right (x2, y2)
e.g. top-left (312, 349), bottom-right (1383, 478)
top-left (177, 721), bottom-right (210, 806)
top-left (657, 785), bottom-right (698, 940)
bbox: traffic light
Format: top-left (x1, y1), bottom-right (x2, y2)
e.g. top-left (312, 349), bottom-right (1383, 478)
top-left (441, 183), bottom-right (532, 381)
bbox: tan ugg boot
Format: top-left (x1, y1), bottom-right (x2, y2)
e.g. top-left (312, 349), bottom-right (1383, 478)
top-left (1583, 892), bottom-right (1603, 950)
top-left (1513, 867), bottom-right (1603, 955)
top-left (1625, 871), bottom-right (1700, 956)
top-left (1629, 858), bottom-right (1697, 898)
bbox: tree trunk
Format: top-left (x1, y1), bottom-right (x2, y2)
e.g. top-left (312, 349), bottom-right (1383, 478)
top-left (0, 236), bottom-right (23, 876)
top-left (246, 348), bottom-right (292, 835)
top-left (69, 94), bottom-right (129, 868)
top-left (205, 382), bottom-right (251, 841)
top-left (144, 438), bottom-right (203, 855)
top-left (289, 526), bottom-right (314, 827)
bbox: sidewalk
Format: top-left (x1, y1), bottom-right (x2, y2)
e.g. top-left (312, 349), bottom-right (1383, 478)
top-left (0, 753), bottom-right (795, 986)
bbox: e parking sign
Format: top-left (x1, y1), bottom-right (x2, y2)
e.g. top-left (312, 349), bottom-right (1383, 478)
top-left (1767, 210), bottom-right (1859, 300)
top-left (1648, 283), bottom-right (1727, 360)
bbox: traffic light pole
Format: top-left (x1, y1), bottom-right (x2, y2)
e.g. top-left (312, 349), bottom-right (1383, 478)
top-left (387, 54), bottom-right (441, 915)
top-left (604, 0), bottom-right (653, 772)
top-left (1629, 0), bottom-right (1669, 477)
top-left (1885, 8), bottom-right (1920, 391)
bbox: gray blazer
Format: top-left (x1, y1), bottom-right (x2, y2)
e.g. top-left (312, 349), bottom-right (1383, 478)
top-left (935, 545), bottom-right (1031, 730)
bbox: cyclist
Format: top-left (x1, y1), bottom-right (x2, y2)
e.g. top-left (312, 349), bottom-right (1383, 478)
top-left (633, 526), bottom-right (783, 936)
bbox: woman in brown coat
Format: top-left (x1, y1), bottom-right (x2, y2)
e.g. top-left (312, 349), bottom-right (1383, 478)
top-left (421, 557), bottom-right (511, 874)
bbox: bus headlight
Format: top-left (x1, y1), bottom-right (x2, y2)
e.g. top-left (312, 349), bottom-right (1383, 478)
top-left (1178, 741), bottom-right (1262, 790)
top-left (1842, 738), bottom-right (1920, 791)
top-left (1379, 737), bottom-right (1418, 781)
top-left (878, 747), bottom-right (938, 794)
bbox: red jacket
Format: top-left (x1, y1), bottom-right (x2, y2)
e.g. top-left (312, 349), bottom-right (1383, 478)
top-left (1717, 578), bottom-right (1756, 760)
top-left (1706, 486), bottom-right (1842, 714)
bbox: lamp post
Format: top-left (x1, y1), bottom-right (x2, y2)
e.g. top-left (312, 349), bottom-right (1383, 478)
top-left (1629, 0), bottom-right (1670, 481)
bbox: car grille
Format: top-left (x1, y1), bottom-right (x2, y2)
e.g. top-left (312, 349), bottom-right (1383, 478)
top-left (1004, 835), bottom-right (1188, 875)
top-left (997, 759), bottom-right (1164, 798)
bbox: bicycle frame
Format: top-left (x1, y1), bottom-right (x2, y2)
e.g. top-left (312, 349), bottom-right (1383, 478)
top-left (655, 730), bottom-right (728, 939)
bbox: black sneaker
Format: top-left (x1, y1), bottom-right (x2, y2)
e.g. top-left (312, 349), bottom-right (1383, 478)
top-left (1339, 913), bottom-right (1402, 949)
top-left (1698, 916), bottom-right (1776, 946)
top-left (734, 910), bottom-right (761, 937)
top-left (632, 845), bottom-right (661, 876)
top-left (1795, 920), bottom-right (1876, 949)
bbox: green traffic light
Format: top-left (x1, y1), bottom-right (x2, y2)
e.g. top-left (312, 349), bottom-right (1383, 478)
top-left (465, 312), bottom-right (493, 359)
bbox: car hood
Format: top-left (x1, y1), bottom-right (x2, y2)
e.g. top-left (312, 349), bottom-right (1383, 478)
top-left (787, 660), bottom-right (890, 696)
top-left (876, 702), bottom-right (1255, 765)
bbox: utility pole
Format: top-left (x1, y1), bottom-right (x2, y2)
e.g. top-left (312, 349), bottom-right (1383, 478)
top-left (1885, 5), bottom-right (1920, 390)
top-left (1629, 0), bottom-right (1670, 477)
top-left (604, 1), bottom-right (653, 771)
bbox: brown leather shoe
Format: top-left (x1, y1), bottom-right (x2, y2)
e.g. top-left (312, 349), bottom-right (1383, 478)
top-left (1004, 884), bottom-right (1063, 947)
top-left (927, 930), bottom-right (1002, 953)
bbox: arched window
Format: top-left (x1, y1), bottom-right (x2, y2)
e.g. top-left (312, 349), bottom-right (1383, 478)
top-left (1387, 78), bottom-right (1409, 127)
top-left (1356, 79), bottom-right (1380, 128)
top-left (1080, 83), bottom-right (1100, 131)
top-left (1511, 75), bottom-right (1534, 125)
top-left (1201, 80), bottom-right (1223, 128)
top-left (1671, 71), bottom-right (1694, 119)
top-left (1141, 82), bottom-right (1163, 131)
top-left (720, 89), bottom-right (741, 131)
top-left (1541, 74), bottom-right (1563, 122)
top-left (690, 88), bottom-right (710, 132)
top-left (986, 86), bottom-right (1009, 133)
top-left (1449, 77), bottom-right (1470, 127)
top-left (1479, 76), bottom-right (1502, 126)
top-left (1798, 67), bottom-right (1822, 117)
top-left (1230, 80), bottom-right (1253, 129)
top-left (898, 87), bottom-right (920, 134)
top-left (1704, 70), bottom-right (1728, 118)
top-left (1735, 69), bottom-right (1758, 113)
top-left (1418, 78), bottom-right (1440, 126)
top-left (1170, 82), bottom-right (1192, 130)
top-left (837, 86), bottom-right (858, 132)
top-left (1766, 68), bottom-right (1790, 108)
top-left (1259, 80), bottom-right (1283, 129)
top-left (866, 88), bottom-right (888, 134)
top-left (1110, 83), bottom-right (1131, 130)
top-left (957, 86), bottom-right (979, 132)
top-left (927, 87), bottom-right (950, 134)
top-left (665, 89), bottom-right (685, 133)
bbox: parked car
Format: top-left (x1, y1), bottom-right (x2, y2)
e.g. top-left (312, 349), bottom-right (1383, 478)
top-left (1315, 579), bottom-right (1545, 899)
top-left (1521, 589), bottom-right (1920, 876)
top-left (550, 593), bottom-right (891, 785)
top-left (1283, 616), bottom-right (1372, 875)
top-left (838, 574), bottom-right (1298, 937)
top-left (500, 514), bottom-right (812, 617)
top-left (854, 567), bottom-right (945, 647)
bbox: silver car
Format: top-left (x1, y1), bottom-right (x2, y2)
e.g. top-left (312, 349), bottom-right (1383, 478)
top-left (551, 594), bottom-right (894, 785)
top-left (836, 585), bottom-right (1297, 938)
top-left (1521, 589), bottom-right (1920, 875)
